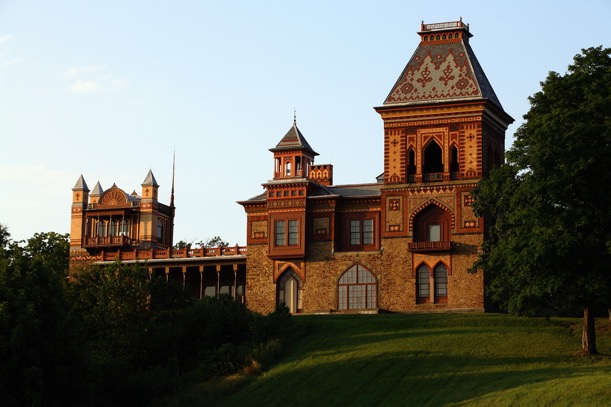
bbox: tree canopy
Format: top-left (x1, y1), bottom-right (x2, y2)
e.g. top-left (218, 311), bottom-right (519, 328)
top-left (472, 46), bottom-right (611, 354)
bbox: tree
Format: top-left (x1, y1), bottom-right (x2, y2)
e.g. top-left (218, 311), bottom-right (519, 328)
top-left (472, 47), bottom-right (611, 355)
top-left (200, 236), bottom-right (229, 248)
top-left (0, 230), bottom-right (83, 405)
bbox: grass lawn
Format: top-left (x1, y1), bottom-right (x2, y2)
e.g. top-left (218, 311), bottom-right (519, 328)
top-left (177, 313), bottom-right (611, 406)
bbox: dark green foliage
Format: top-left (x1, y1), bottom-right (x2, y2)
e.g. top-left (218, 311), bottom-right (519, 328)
top-left (0, 230), bottom-right (85, 406)
top-left (472, 47), bottom-right (611, 353)
top-left (0, 226), bottom-right (292, 406)
top-left (69, 262), bottom-right (292, 405)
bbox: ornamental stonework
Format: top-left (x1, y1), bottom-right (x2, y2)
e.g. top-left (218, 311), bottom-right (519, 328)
top-left (251, 220), bottom-right (268, 239)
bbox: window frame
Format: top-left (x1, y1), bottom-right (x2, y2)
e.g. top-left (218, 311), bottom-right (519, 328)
top-left (342, 214), bottom-right (378, 251)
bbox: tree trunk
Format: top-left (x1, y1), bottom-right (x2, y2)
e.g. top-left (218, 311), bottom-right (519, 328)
top-left (582, 306), bottom-right (598, 355)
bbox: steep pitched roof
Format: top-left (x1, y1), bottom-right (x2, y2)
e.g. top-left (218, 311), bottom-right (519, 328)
top-left (90, 181), bottom-right (104, 196)
top-left (142, 169), bottom-right (159, 187)
top-left (72, 174), bottom-right (89, 191)
top-left (383, 20), bottom-right (502, 110)
top-left (269, 121), bottom-right (318, 156)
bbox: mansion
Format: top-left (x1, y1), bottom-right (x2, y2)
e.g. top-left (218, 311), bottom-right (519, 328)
top-left (69, 19), bottom-right (513, 314)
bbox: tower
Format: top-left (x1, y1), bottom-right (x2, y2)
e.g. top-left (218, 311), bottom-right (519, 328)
top-left (374, 19), bottom-right (513, 308)
top-left (70, 175), bottom-right (89, 252)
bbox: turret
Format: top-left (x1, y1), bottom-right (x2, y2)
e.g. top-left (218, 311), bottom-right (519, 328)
top-left (70, 175), bottom-right (89, 250)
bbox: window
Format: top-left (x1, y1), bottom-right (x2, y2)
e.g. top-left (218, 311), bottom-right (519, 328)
top-left (109, 220), bottom-right (118, 236)
top-left (157, 220), bottom-right (164, 240)
top-left (288, 220), bottom-right (298, 245)
top-left (417, 265), bottom-right (430, 303)
top-left (338, 264), bottom-right (377, 310)
top-left (423, 140), bottom-right (443, 175)
top-left (407, 148), bottom-right (416, 177)
top-left (97, 220), bottom-right (106, 237)
top-left (434, 264), bottom-right (448, 300)
top-left (277, 269), bottom-right (302, 313)
top-left (428, 224), bottom-right (441, 242)
top-left (413, 205), bottom-right (450, 243)
top-left (350, 219), bottom-right (373, 246)
top-left (450, 145), bottom-right (459, 173)
top-left (120, 219), bottom-right (129, 236)
top-left (285, 161), bottom-right (291, 176)
top-left (275, 220), bottom-right (299, 246)
top-left (275, 221), bottom-right (286, 246)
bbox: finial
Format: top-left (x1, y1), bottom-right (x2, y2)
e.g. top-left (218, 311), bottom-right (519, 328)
top-left (293, 109), bottom-right (297, 126)
top-left (170, 150), bottom-right (176, 207)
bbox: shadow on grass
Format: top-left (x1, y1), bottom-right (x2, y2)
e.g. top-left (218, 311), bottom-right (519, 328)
top-left (215, 314), bottom-right (610, 406)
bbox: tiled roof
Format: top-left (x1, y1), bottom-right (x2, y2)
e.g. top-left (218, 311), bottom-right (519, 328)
top-left (142, 169), bottom-right (159, 187)
top-left (72, 174), bottom-right (89, 191)
top-left (90, 181), bottom-right (104, 196)
top-left (384, 32), bottom-right (502, 109)
top-left (270, 122), bottom-right (318, 156)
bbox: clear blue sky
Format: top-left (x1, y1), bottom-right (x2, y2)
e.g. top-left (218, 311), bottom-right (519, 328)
top-left (1, 1), bottom-right (609, 245)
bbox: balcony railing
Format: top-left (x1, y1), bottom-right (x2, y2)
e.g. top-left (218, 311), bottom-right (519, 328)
top-left (423, 172), bottom-right (443, 181)
top-left (99, 244), bottom-right (248, 262)
top-left (421, 20), bottom-right (468, 32)
top-left (408, 241), bottom-right (451, 252)
top-left (85, 235), bottom-right (132, 248)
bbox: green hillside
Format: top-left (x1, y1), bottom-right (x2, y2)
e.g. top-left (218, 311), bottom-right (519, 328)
top-left (176, 313), bottom-right (611, 406)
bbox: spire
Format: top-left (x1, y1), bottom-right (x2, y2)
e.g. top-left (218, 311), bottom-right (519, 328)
top-left (72, 174), bottom-right (89, 191)
top-left (142, 169), bottom-right (159, 187)
top-left (170, 151), bottom-right (175, 207)
top-left (90, 181), bottom-right (104, 196)
top-left (269, 116), bottom-right (319, 156)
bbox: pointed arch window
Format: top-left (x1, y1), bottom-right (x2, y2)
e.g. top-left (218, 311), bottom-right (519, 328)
top-left (277, 269), bottom-right (302, 313)
top-left (434, 264), bottom-right (448, 302)
top-left (423, 140), bottom-right (443, 180)
top-left (157, 220), bottom-right (164, 241)
top-left (407, 148), bottom-right (416, 181)
top-left (417, 265), bottom-right (430, 303)
top-left (338, 264), bottom-right (377, 310)
top-left (450, 145), bottom-right (459, 177)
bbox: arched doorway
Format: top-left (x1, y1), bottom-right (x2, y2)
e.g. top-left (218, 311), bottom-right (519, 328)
top-left (277, 268), bottom-right (302, 313)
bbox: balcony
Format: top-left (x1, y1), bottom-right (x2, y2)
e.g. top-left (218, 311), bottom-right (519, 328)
top-left (408, 241), bottom-right (451, 252)
top-left (84, 235), bottom-right (132, 248)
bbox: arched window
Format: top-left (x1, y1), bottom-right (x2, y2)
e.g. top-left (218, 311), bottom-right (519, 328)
top-left (413, 204), bottom-right (451, 243)
top-left (434, 264), bottom-right (448, 302)
top-left (277, 269), bottom-right (302, 313)
top-left (285, 160), bottom-right (291, 176)
top-left (157, 220), bottom-right (164, 241)
top-left (338, 264), bottom-right (377, 310)
top-left (407, 148), bottom-right (416, 179)
top-left (417, 265), bottom-right (430, 303)
top-left (442, 34), bottom-right (446, 40)
top-left (423, 140), bottom-right (443, 177)
top-left (448, 33), bottom-right (453, 39)
top-left (450, 145), bottom-right (459, 173)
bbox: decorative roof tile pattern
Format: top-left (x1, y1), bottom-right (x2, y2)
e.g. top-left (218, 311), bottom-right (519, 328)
top-left (384, 35), bottom-right (502, 109)
top-left (270, 123), bottom-right (318, 156)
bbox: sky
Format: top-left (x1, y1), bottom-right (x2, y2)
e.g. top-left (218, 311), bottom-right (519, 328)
top-left (0, 1), bottom-right (609, 246)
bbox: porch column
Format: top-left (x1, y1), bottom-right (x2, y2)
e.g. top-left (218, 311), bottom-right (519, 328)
top-left (199, 265), bottom-right (203, 300)
top-left (233, 263), bottom-right (238, 301)
top-left (216, 264), bottom-right (221, 297)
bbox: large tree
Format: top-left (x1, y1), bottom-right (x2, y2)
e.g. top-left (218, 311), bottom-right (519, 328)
top-left (472, 46), bottom-right (611, 355)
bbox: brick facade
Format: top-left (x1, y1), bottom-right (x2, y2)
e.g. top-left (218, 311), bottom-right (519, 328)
top-left (240, 20), bottom-right (513, 314)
